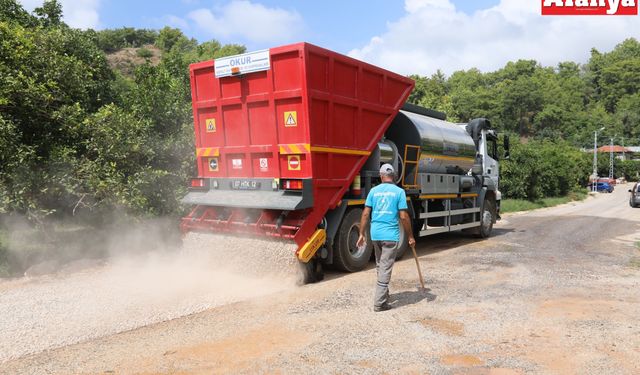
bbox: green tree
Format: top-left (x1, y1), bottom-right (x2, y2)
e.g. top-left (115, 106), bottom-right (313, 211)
top-left (587, 38), bottom-right (640, 112)
top-left (155, 27), bottom-right (196, 53)
top-left (34, 0), bottom-right (62, 26)
top-left (95, 27), bottom-right (158, 52)
top-left (448, 68), bottom-right (494, 122)
top-left (0, 0), bottom-right (37, 27)
top-left (501, 140), bottom-right (591, 200)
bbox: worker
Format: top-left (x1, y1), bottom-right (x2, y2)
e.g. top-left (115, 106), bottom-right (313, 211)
top-left (357, 163), bottom-right (416, 312)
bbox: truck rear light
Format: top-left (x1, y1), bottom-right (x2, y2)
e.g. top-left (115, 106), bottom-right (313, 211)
top-left (282, 179), bottom-right (303, 190)
top-left (351, 175), bottom-right (362, 196)
top-left (191, 178), bottom-right (205, 188)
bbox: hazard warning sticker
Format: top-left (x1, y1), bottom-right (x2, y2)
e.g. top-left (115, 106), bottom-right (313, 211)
top-left (208, 158), bottom-right (219, 172)
top-left (284, 111), bottom-right (297, 127)
top-left (287, 155), bottom-right (301, 171)
top-left (259, 158), bottom-right (268, 172)
top-left (205, 118), bottom-right (216, 132)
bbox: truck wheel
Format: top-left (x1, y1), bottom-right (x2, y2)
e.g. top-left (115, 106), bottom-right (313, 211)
top-left (413, 218), bottom-right (425, 237)
top-left (299, 257), bottom-right (324, 285)
top-left (474, 199), bottom-right (495, 238)
top-left (395, 224), bottom-right (409, 259)
top-left (333, 208), bottom-right (373, 272)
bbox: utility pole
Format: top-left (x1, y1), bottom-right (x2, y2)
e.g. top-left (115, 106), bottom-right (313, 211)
top-left (592, 127), bottom-right (605, 192)
top-left (609, 137), bottom-right (614, 180)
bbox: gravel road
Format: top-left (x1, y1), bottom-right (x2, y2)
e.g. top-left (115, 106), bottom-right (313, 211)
top-left (0, 234), bottom-right (298, 362)
top-left (2, 186), bottom-right (640, 374)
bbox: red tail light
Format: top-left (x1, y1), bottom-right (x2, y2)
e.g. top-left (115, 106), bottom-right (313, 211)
top-left (282, 179), bottom-right (303, 190)
top-left (190, 178), bottom-right (205, 188)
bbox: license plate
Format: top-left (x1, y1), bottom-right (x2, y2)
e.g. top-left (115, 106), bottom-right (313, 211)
top-left (231, 180), bottom-right (261, 190)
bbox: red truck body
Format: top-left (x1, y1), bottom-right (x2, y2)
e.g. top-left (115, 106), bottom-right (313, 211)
top-left (182, 42), bottom-right (414, 252)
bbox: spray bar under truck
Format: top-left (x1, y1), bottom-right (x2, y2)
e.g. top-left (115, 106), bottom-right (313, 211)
top-left (181, 43), bottom-right (510, 282)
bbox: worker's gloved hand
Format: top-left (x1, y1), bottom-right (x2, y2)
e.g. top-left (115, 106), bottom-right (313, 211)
top-left (408, 236), bottom-right (416, 247)
top-left (356, 234), bottom-right (366, 248)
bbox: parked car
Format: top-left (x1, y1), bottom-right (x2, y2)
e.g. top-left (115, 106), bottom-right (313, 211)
top-left (597, 177), bottom-right (616, 186)
top-left (629, 183), bottom-right (640, 207)
top-left (588, 182), bottom-right (614, 193)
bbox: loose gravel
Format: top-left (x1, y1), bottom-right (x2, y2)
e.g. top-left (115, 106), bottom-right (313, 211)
top-left (2, 187), bottom-right (640, 374)
top-left (0, 233), bottom-right (299, 362)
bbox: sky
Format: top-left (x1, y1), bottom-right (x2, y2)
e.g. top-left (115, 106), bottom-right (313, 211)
top-left (17, 0), bottom-right (640, 75)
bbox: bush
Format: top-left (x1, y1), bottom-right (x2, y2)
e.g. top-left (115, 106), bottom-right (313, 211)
top-left (501, 139), bottom-right (591, 200)
top-left (96, 27), bottom-right (157, 53)
top-left (616, 159), bottom-right (640, 180)
top-left (136, 47), bottom-right (153, 58)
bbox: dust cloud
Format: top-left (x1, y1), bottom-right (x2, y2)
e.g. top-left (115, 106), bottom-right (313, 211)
top-left (107, 232), bottom-right (302, 304)
top-left (0, 223), bottom-right (302, 361)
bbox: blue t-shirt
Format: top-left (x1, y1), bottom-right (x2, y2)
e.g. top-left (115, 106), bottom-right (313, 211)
top-left (365, 182), bottom-right (408, 242)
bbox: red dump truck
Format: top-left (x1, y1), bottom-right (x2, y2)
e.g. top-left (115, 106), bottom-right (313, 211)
top-left (181, 43), bottom-right (509, 282)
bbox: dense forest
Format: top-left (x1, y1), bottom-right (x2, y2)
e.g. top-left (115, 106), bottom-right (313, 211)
top-left (407, 39), bottom-right (640, 200)
top-left (0, 0), bottom-right (244, 224)
top-left (1, 0), bottom-right (640, 225)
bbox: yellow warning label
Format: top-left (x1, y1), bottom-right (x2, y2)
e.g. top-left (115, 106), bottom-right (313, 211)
top-left (205, 118), bottom-right (216, 132)
top-left (284, 111), bottom-right (297, 127)
top-left (287, 155), bottom-right (301, 171)
top-left (208, 158), bottom-right (219, 172)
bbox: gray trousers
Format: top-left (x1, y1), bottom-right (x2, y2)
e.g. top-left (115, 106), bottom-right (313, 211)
top-left (373, 240), bottom-right (398, 308)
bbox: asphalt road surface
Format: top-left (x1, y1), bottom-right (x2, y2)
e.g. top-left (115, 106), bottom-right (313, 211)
top-left (2, 185), bottom-right (639, 374)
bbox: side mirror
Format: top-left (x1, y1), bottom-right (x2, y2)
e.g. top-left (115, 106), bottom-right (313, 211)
top-left (503, 135), bottom-right (510, 160)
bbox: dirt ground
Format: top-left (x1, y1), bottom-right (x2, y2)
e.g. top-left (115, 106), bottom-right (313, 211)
top-left (2, 185), bottom-right (639, 374)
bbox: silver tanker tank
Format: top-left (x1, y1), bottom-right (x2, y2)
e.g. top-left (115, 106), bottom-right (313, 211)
top-left (385, 108), bottom-right (477, 175)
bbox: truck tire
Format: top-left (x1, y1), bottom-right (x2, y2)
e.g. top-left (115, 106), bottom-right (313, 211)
top-left (299, 257), bottom-right (324, 285)
top-left (395, 217), bottom-right (423, 259)
top-left (333, 208), bottom-right (373, 272)
top-left (395, 223), bottom-right (409, 259)
top-left (474, 199), bottom-right (495, 238)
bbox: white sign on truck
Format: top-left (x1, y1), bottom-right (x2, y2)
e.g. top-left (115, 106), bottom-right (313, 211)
top-left (214, 49), bottom-right (270, 78)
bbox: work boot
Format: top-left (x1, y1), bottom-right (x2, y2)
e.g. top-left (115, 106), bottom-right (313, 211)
top-left (373, 303), bottom-right (392, 312)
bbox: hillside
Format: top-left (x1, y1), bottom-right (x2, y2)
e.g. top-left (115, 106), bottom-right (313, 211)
top-left (105, 44), bottom-right (162, 76)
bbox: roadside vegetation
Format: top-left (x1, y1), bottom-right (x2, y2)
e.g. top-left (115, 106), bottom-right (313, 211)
top-left (1, 0), bottom-right (640, 273)
top-left (501, 189), bottom-right (589, 214)
top-left (407, 33), bottom-right (640, 209)
top-left (0, 0), bottom-right (244, 223)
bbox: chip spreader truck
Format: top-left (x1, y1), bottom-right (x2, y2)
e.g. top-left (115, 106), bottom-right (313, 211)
top-left (181, 43), bottom-right (509, 282)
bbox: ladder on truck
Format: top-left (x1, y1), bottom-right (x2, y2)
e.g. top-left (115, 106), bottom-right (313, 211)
top-left (402, 145), bottom-right (420, 188)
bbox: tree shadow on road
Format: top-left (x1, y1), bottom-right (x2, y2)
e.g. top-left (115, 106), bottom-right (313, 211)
top-left (389, 288), bottom-right (437, 308)
top-left (491, 227), bottom-right (517, 236)
top-left (324, 225), bottom-right (518, 281)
